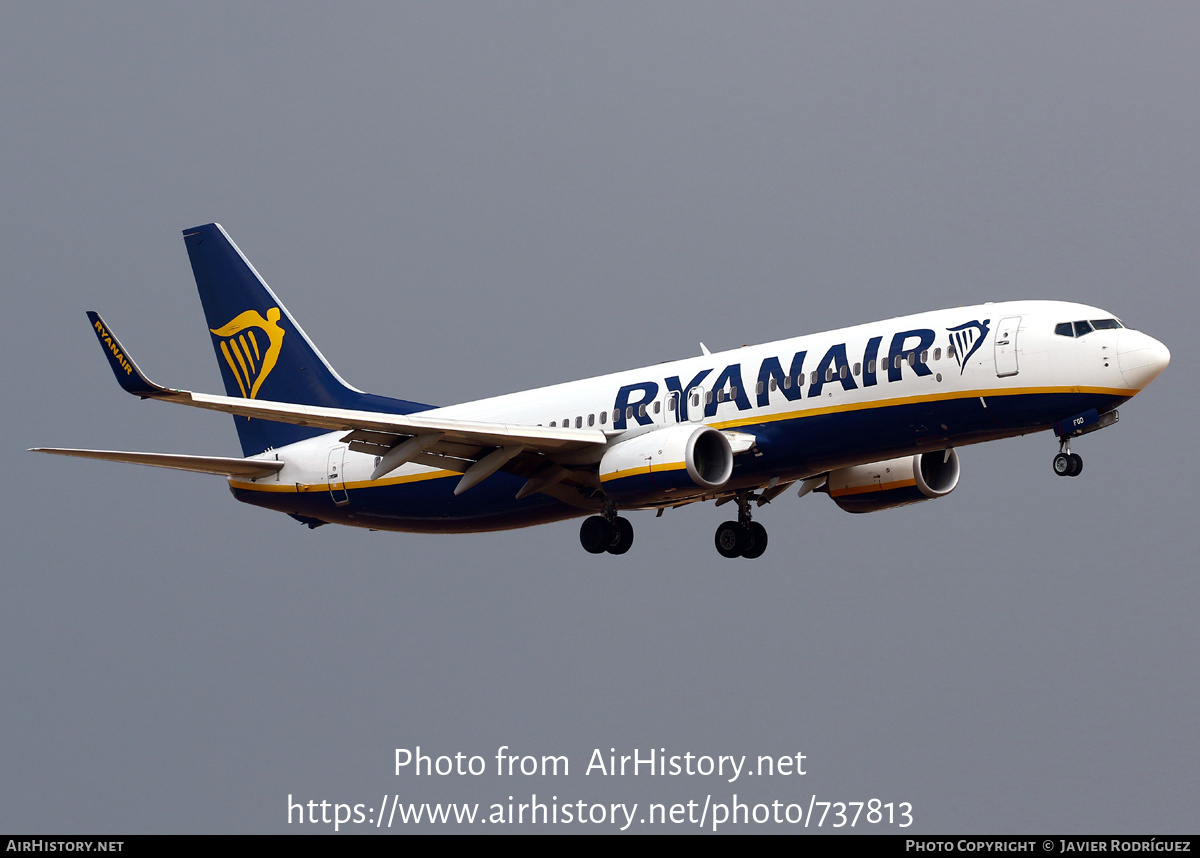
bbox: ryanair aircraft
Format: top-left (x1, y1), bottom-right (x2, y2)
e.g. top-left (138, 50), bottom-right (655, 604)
top-left (35, 223), bottom-right (1170, 558)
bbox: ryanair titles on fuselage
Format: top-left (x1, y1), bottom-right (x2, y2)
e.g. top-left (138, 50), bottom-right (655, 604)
top-left (609, 320), bottom-right (988, 430)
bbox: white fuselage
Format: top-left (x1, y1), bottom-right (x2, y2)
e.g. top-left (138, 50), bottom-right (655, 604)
top-left (238, 300), bottom-right (1167, 515)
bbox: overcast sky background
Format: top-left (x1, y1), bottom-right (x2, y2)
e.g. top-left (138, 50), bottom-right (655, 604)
top-left (3, 3), bottom-right (1197, 834)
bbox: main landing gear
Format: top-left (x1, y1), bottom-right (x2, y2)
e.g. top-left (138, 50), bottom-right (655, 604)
top-left (714, 492), bottom-right (768, 559)
top-left (1052, 439), bottom-right (1084, 477)
top-left (579, 503), bottom-right (634, 555)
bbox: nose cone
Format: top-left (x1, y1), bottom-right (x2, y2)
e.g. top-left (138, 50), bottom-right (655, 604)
top-left (1117, 331), bottom-right (1171, 389)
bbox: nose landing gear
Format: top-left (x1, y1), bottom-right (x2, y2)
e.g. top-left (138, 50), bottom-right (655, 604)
top-left (714, 492), bottom-right (768, 559)
top-left (1051, 408), bottom-right (1120, 478)
top-left (1052, 440), bottom-right (1084, 477)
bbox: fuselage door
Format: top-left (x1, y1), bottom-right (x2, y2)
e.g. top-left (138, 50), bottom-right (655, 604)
top-left (686, 386), bottom-right (707, 423)
top-left (994, 316), bottom-right (1021, 377)
top-left (665, 390), bottom-right (680, 424)
top-left (327, 445), bottom-right (349, 505)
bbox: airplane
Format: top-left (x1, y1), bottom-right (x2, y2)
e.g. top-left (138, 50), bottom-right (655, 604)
top-left (33, 223), bottom-right (1171, 558)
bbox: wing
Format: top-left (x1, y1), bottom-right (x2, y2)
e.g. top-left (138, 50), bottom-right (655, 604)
top-left (84, 311), bottom-right (608, 497)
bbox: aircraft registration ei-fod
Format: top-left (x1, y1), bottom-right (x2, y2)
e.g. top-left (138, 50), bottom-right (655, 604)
top-left (34, 223), bottom-right (1171, 559)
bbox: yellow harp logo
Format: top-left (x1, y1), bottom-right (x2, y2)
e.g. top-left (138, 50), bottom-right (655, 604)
top-left (210, 307), bottom-right (286, 399)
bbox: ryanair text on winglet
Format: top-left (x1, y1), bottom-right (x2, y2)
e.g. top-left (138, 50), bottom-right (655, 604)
top-left (94, 318), bottom-right (133, 376)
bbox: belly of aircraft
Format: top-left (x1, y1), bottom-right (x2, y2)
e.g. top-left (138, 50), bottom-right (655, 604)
top-left (231, 386), bottom-right (1131, 531)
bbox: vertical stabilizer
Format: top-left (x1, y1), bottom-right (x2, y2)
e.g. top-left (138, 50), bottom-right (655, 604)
top-left (183, 223), bottom-right (429, 455)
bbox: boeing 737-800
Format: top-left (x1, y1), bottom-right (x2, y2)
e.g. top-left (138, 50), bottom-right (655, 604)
top-left (34, 223), bottom-right (1170, 558)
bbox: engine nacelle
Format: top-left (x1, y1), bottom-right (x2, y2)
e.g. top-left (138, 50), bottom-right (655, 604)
top-left (599, 424), bottom-right (733, 503)
top-left (825, 449), bottom-right (961, 513)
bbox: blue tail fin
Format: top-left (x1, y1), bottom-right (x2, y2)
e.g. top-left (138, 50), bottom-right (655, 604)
top-left (183, 223), bottom-right (431, 456)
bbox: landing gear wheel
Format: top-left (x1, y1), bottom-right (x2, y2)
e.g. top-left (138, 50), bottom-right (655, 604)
top-left (580, 515), bottom-right (613, 554)
top-left (715, 521), bottom-right (746, 558)
top-left (1069, 453), bottom-right (1083, 477)
top-left (741, 522), bottom-right (768, 559)
top-left (1053, 452), bottom-right (1073, 476)
top-left (607, 516), bottom-right (634, 555)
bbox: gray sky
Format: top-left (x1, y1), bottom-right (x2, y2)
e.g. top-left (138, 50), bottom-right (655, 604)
top-left (3, 2), bottom-right (1197, 833)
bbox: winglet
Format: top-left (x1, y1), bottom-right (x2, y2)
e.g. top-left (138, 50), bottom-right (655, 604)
top-left (86, 311), bottom-right (171, 398)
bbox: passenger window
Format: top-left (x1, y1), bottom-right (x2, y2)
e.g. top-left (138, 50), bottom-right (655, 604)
top-left (691, 394), bottom-right (700, 407)
top-left (705, 391), bottom-right (713, 404)
top-left (730, 386), bottom-right (737, 398)
top-left (715, 390), bottom-right (724, 403)
top-left (810, 371), bottom-right (818, 385)
top-left (783, 376), bottom-right (791, 390)
top-left (907, 354), bottom-right (916, 367)
top-left (588, 414), bottom-right (595, 427)
top-left (894, 355), bottom-right (903, 369)
top-left (920, 350), bottom-right (928, 363)
top-left (868, 359), bottom-right (876, 373)
top-left (839, 365), bottom-right (848, 379)
top-left (757, 381), bottom-right (765, 395)
top-left (549, 420), bottom-right (556, 427)
top-left (575, 416), bottom-right (582, 428)
top-left (947, 345), bottom-right (956, 359)
top-left (1055, 322), bottom-right (1074, 337)
top-left (626, 406), bottom-right (633, 420)
top-left (853, 362), bottom-right (861, 376)
top-left (933, 348), bottom-right (941, 361)
top-left (638, 405), bottom-right (646, 418)
top-left (653, 401), bottom-right (661, 414)
top-left (600, 411), bottom-right (607, 424)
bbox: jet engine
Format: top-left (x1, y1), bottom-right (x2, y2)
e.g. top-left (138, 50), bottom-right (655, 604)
top-left (824, 449), bottom-right (960, 513)
top-left (599, 424), bottom-right (733, 502)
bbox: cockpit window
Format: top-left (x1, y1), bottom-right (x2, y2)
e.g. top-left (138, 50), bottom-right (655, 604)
top-left (1055, 318), bottom-right (1124, 338)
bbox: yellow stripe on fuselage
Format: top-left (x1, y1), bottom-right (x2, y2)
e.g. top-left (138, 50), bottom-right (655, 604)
top-left (229, 385), bottom-right (1134, 495)
top-left (713, 384), bottom-right (1134, 431)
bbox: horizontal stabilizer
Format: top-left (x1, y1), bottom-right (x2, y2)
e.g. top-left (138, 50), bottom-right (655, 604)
top-left (30, 448), bottom-right (285, 478)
